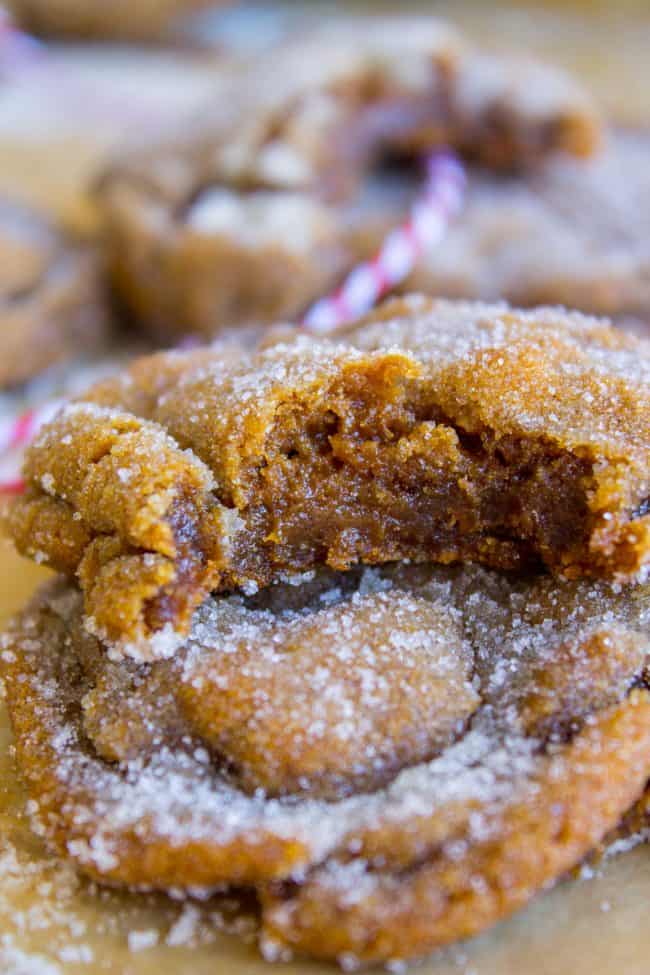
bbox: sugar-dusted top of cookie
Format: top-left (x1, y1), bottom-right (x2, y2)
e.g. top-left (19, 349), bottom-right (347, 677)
top-left (132, 296), bottom-right (650, 482)
top-left (3, 563), bottom-right (650, 964)
top-left (91, 296), bottom-right (650, 462)
top-left (337, 295), bottom-right (650, 453)
top-left (8, 297), bottom-right (650, 658)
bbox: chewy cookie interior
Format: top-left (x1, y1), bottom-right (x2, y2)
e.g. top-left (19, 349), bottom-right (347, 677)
top-left (8, 297), bottom-right (650, 657)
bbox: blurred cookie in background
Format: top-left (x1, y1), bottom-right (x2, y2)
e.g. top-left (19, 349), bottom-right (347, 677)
top-left (391, 128), bottom-right (650, 331)
top-left (0, 197), bottom-right (108, 388)
top-left (96, 20), bottom-right (600, 343)
top-left (5, 0), bottom-right (230, 42)
top-left (0, 12), bottom-right (241, 229)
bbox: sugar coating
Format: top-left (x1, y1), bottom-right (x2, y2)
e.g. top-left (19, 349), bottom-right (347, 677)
top-left (3, 562), bottom-right (650, 964)
top-left (7, 297), bottom-right (650, 659)
top-left (0, 799), bottom-right (251, 970)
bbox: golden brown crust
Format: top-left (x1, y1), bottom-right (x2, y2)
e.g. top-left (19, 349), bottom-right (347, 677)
top-left (0, 198), bottom-right (107, 389)
top-left (3, 564), bottom-right (650, 964)
top-left (7, 298), bottom-right (650, 656)
top-left (261, 698), bottom-right (650, 965)
top-left (13, 402), bottom-right (230, 657)
top-left (97, 23), bottom-right (600, 341)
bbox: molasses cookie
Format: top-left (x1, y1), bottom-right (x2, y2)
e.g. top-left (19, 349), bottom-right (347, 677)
top-left (3, 563), bottom-right (650, 965)
top-left (7, 0), bottom-right (218, 41)
top-left (0, 198), bottom-right (107, 389)
top-left (97, 22), bottom-right (599, 341)
top-left (6, 297), bottom-right (650, 657)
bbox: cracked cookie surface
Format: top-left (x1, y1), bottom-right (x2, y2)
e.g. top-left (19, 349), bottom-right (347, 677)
top-left (7, 297), bottom-right (650, 656)
top-left (3, 564), bottom-right (650, 965)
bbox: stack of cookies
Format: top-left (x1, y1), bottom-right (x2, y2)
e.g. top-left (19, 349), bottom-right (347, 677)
top-left (4, 295), bottom-right (650, 966)
top-left (3, 16), bottom-right (650, 972)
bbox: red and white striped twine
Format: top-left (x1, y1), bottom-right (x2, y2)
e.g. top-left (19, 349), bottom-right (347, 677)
top-left (0, 401), bottom-right (63, 495)
top-left (301, 151), bottom-right (466, 332)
